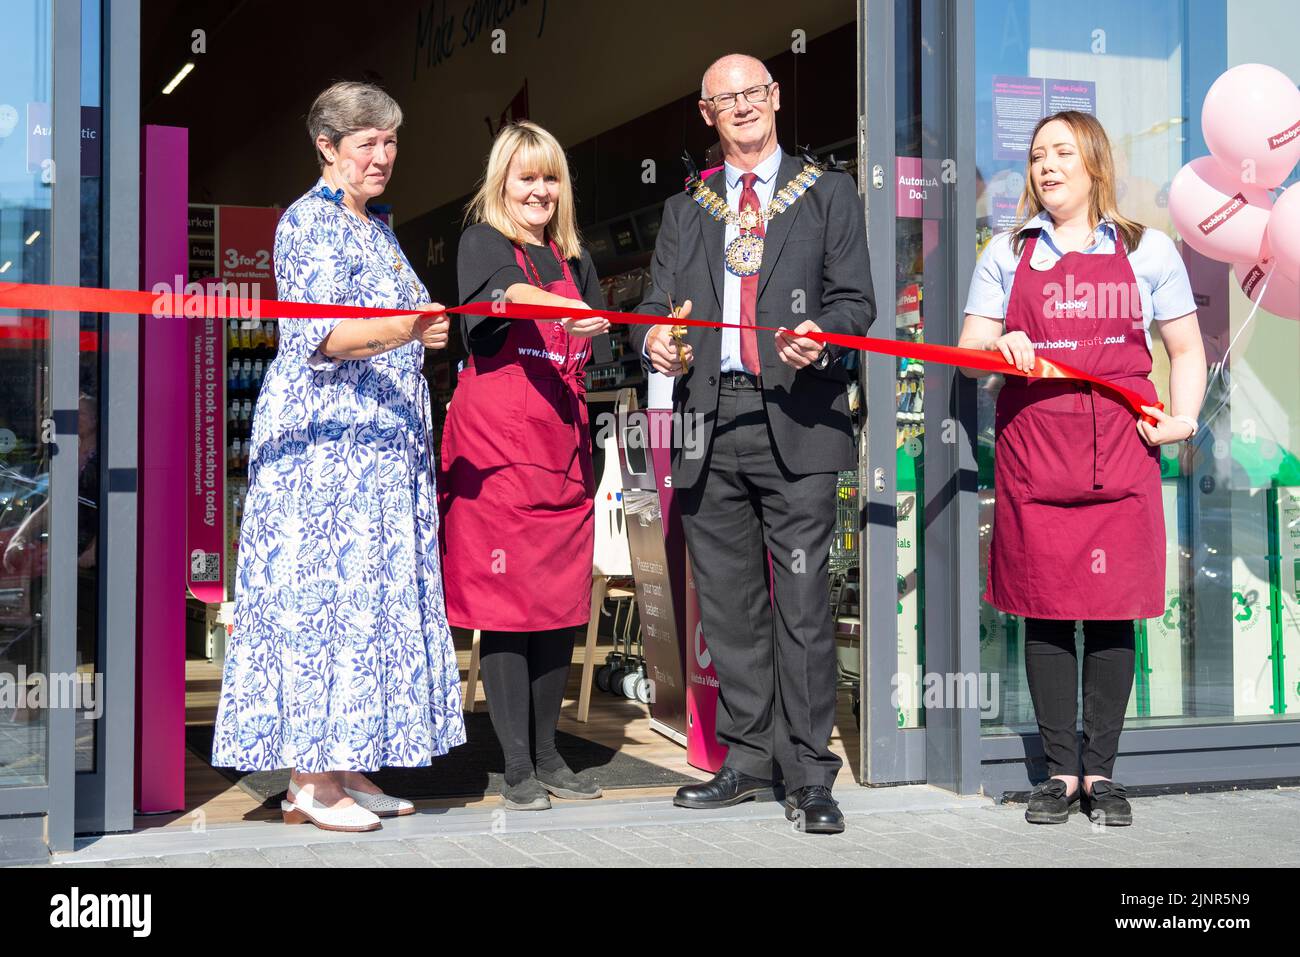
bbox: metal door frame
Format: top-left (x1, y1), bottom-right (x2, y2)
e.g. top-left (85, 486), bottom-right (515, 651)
top-left (73, 0), bottom-right (139, 838)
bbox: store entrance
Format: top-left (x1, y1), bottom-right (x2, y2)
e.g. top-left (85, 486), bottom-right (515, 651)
top-left (132, 0), bottom-right (868, 829)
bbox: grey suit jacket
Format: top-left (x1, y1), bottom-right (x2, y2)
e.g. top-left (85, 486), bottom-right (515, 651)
top-left (636, 150), bottom-right (876, 488)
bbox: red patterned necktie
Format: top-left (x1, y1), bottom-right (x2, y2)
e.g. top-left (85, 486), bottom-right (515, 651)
top-left (738, 171), bottom-right (763, 375)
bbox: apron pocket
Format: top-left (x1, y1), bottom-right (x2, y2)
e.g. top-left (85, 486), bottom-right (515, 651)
top-left (1022, 407), bottom-right (1101, 505)
top-left (513, 377), bottom-right (585, 509)
top-left (1095, 406), bottom-right (1161, 501)
top-left (523, 376), bottom-right (578, 429)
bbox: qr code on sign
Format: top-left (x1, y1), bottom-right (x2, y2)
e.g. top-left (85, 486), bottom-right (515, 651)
top-left (190, 549), bottom-right (220, 582)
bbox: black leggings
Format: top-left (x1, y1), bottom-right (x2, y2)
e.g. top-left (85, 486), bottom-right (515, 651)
top-left (1023, 618), bottom-right (1135, 779)
top-left (478, 628), bottom-right (576, 786)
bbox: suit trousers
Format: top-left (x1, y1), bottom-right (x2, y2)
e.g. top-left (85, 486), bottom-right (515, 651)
top-left (678, 382), bottom-right (842, 790)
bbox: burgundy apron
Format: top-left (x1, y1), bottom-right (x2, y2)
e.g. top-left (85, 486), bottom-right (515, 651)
top-left (985, 232), bottom-right (1165, 620)
top-left (438, 240), bottom-right (595, 631)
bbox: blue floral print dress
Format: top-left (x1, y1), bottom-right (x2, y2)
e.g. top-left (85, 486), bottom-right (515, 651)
top-left (212, 180), bottom-right (466, 772)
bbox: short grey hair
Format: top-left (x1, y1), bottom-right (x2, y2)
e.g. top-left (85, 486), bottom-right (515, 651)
top-left (307, 81), bottom-right (404, 168)
top-left (700, 54), bottom-right (773, 100)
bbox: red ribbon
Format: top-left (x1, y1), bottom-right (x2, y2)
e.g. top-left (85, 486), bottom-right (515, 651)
top-left (0, 282), bottom-right (1161, 423)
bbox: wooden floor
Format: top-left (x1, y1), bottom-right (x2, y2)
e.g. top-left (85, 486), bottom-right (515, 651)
top-left (139, 630), bottom-right (862, 832)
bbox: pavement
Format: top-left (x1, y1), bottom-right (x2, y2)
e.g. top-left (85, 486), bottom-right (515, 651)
top-left (13, 783), bottom-right (1300, 868)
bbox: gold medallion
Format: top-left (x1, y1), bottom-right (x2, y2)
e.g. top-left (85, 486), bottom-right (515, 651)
top-left (725, 233), bottom-right (765, 277)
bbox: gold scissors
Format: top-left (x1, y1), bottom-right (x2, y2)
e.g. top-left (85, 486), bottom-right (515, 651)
top-left (668, 294), bottom-right (689, 374)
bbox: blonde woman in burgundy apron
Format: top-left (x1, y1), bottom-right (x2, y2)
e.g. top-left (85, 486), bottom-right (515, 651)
top-left (440, 121), bottom-right (610, 810)
top-left (959, 112), bottom-right (1206, 827)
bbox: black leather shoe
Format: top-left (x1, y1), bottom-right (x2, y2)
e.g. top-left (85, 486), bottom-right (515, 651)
top-left (1083, 780), bottom-right (1132, 826)
top-left (673, 766), bottom-right (775, 809)
top-left (1025, 777), bottom-right (1081, 824)
top-left (783, 785), bottom-right (844, 834)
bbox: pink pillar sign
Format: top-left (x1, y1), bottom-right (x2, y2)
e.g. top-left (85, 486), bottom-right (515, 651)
top-left (684, 551), bottom-right (728, 773)
top-left (135, 125), bottom-right (188, 813)
top-left (186, 310), bottom-right (226, 604)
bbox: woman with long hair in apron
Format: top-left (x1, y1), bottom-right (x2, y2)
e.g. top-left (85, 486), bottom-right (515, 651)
top-left (958, 111), bottom-right (1206, 826)
top-left (441, 121), bottom-right (610, 810)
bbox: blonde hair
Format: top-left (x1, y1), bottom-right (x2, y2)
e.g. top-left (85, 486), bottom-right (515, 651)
top-left (464, 121), bottom-right (582, 261)
top-left (1012, 110), bottom-right (1145, 257)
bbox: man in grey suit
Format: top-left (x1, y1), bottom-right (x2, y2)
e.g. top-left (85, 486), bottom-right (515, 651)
top-left (639, 53), bottom-right (874, 833)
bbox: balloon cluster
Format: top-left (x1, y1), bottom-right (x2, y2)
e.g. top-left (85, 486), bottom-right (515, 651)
top-left (1168, 64), bottom-right (1300, 320)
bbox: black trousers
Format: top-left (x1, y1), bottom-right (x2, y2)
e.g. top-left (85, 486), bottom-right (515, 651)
top-left (1023, 617), bottom-right (1135, 778)
top-left (678, 384), bottom-right (841, 790)
top-left (478, 628), bottom-right (576, 785)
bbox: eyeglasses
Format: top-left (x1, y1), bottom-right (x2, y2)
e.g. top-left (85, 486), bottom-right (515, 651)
top-left (704, 83), bottom-right (773, 112)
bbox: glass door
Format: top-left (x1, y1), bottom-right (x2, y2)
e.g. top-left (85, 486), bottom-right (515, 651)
top-left (0, 0), bottom-right (56, 797)
top-left (861, 0), bottom-right (983, 791)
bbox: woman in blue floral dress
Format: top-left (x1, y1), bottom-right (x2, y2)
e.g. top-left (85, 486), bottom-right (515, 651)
top-left (212, 82), bottom-right (466, 832)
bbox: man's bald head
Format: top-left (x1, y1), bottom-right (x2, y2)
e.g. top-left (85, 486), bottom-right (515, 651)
top-left (700, 54), bottom-right (772, 100)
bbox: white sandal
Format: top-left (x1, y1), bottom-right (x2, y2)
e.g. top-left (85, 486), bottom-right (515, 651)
top-left (343, 786), bottom-right (416, 818)
top-left (281, 780), bottom-right (382, 832)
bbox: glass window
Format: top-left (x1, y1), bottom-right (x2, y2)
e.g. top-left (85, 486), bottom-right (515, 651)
top-left (972, 0), bottom-right (1300, 733)
top-left (0, 0), bottom-right (53, 788)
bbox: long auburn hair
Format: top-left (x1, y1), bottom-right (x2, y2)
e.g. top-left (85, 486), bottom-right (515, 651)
top-left (464, 121), bottom-right (582, 261)
top-left (1012, 110), bottom-right (1145, 257)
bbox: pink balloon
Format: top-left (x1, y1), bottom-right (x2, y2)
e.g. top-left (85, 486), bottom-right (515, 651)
top-left (1234, 257), bottom-right (1300, 321)
top-left (1265, 185), bottom-right (1300, 282)
top-left (1203, 63), bottom-right (1300, 189)
top-left (1169, 156), bottom-right (1274, 264)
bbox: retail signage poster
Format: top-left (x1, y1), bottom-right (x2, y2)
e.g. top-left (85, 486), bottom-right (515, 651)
top-left (992, 76), bottom-right (1096, 161)
top-left (25, 103), bottom-right (102, 176)
top-left (987, 169), bottom-right (1026, 232)
top-left (617, 410), bottom-right (689, 738)
top-left (187, 311), bottom-right (226, 604)
top-left (216, 205), bottom-right (284, 301)
top-left (622, 490), bottom-right (688, 737)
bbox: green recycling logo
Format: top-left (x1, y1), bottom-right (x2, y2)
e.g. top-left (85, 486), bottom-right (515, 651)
top-left (1161, 595), bottom-right (1182, 631)
top-left (1232, 590), bottom-right (1263, 633)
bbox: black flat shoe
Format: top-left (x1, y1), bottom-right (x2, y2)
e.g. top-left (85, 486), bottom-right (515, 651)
top-left (783, 785), bottom-right (845, 834)
top-left (1083, 780), bottom-right (1132, 826)
top-left (673, 766), bottom-right (775, 809)
top-left (1025, 778), bottom-right (1081, 824)
top-left (501, 775), bottom-right (551, 811)
top-left (536, 764), bottom-right (603, 800)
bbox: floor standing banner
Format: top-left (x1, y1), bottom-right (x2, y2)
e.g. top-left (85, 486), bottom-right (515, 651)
top-left (684, 549), bottom-right (727, 773)
top-left (616, 404), bottom-right (688, 743)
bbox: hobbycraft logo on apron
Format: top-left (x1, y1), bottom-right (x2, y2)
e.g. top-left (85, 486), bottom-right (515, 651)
top-left (1041, 278), bottom-right (1140, 320)
top-left (515, 345), bottom-right (586, 363)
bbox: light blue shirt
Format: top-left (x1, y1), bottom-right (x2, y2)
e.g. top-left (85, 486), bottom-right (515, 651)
top-left (963, 210), bottom-right (1198, 348)
top-left (718, 147), bottom-right (783, 372)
